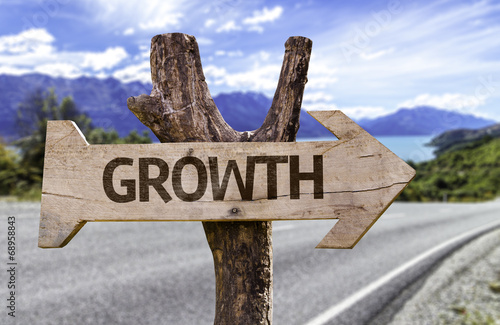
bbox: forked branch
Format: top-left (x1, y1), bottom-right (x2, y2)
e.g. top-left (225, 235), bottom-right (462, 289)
top-left (127, 32), bottom-right (312, 325)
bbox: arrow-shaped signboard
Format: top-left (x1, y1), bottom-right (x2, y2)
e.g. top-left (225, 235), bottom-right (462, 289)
top-left (39, 110), bottom-right (415, 249)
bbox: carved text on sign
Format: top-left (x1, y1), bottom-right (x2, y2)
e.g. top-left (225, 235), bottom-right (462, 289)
top-left (103, 155), bottom-right (324, 203)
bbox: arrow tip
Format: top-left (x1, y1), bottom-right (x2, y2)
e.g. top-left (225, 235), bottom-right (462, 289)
top-left (307, 111), bottom-right (416, 248)
top-left (315, 180), bottom-right (413, 249)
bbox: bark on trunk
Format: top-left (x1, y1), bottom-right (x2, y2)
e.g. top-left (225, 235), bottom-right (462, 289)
top-left (128, 32), bottom-right (312, 325)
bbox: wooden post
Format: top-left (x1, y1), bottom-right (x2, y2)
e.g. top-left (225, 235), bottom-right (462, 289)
top-left (127, 33), bottom-right (312, 325)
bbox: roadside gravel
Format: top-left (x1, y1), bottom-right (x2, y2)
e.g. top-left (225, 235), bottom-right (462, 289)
top-left (387, 228), bottom-right (500, 324)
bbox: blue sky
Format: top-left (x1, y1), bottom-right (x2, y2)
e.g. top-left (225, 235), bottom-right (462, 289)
top-left (0, 0), bottom-right (499, 121)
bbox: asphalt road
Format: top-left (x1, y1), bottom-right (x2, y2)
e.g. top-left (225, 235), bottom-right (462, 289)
top-left (0, 200), bottom-right (499, 325)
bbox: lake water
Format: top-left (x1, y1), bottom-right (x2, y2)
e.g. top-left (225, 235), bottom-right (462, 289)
top-left (298, 135), bottom-right (435, 162)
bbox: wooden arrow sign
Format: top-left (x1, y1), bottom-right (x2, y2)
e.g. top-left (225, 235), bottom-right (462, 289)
top-left (38, 110), bottom-right (415, 249)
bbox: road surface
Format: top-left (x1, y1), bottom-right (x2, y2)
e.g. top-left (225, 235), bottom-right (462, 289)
top-left (0, 200), bottom-right (499, 324)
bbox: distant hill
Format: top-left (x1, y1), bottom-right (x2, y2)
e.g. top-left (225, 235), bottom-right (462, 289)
top-left (428, 123), bottom-right (500, 155)
top-left (0, 74), bottom-right (333, 141)
top-left (212, 92), bottom-right (333, 139)
top-left (0, 73), bottom-right (151, 141)
top-left (0, 74), bottom-right (496, 141)
top-left (358, 106), bottom-right (496, 136)
top-left (399, 137), bottom-right (500, 202)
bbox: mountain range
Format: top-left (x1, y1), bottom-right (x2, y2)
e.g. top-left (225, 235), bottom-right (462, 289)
top-left (358, 106), bottom-right (495, 136)
top-left (0, 74), bottom-right (496, 141)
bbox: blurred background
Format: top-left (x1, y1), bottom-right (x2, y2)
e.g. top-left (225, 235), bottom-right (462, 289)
top-left (0, 0), bottom-right (499, 201)
top-left (1, 0), bottom-right (500, 202)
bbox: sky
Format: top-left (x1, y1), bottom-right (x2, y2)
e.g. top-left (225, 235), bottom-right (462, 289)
top-left (0, 0), bottom-right (499, 121)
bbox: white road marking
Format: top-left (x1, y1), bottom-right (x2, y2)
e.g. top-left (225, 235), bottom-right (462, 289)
top-left (304, 218), bottom-right (500, 325)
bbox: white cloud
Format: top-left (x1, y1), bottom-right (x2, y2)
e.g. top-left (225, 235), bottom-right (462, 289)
top-left (301, 102), bottom-right (390, 120)
top-left (360, 48), bottom-right (394, 60)
top-left (82, 47), bottom-right (128, 71)
top-left (123, 28), bottom-right (135, 36)
top-left (204, 6), bottom-right (283, 34)
top-left (34, 63), bottom-right (82, 79)
top-left (112, 61), bottom-right (151, 84)
top-left (204, 65), bottom-right (227, 80)
top-left (303, 102), bottom-right (339, 112)
top-left (243, 6), bottom-right (283, 25)
top-left (340, 106), bottom-right (389, 119)
top-left (139, 14), bottom-right (183, 30)
top-left (303, 91), bottom-right (334, 104)
top-left (86, 0), bottom-right (186, 30)
top-left (207, 6), bottom-right (283, 34)
top-left (0, 28), bottom-right (131, 79)
top-left (247, 25), bottom-right (264, 33)
top-left (0, 66), bottom-right (32, 75)
top-left (204, 63), bottom-right (281, 92)
top-left (0, 29), bottom-right (58, 71)
top-left (242, 6), bottom-right (283, 33)
top-left (216, 20), bottom-right (241, 33)
top-left (306, 74), bottom-right (339, 90)
top-left (302, 91), bottom-right (388, 119)
top-left (205, 19), bottom-right (216, 28)
top-left (258, 51), bottom-right (270, 61)
top-left (398, 93), bottom-right (486, 112)
top-left (133, 44), bottom-right (150, 60)
top-left (0, 28), bottom-right (55, 54)
top-left (306, 57), bottom-right (339, 90)
top-left (196, 37), bottom-right (214, 45)
top-left (215, 50), bottom-right (243, 57)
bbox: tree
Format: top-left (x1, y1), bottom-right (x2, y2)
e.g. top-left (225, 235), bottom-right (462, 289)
top-left (15, 88), bottom-right (93, 181)
top-left (86, 128), bottom-right (152, 145)
top-left (9, 88), bottom-right (152, 198)
top-left (0, 140), bottom-right (19, 195)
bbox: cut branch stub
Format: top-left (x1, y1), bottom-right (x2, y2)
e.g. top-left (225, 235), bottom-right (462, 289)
top-left (128, 33), bottom-right (312, 144)
top-left (251, 36), bottom-right (312, 142)
top-left (127, 33), bottom-right (239, 143)
top-left (127, 33), bottom-right (312, 325)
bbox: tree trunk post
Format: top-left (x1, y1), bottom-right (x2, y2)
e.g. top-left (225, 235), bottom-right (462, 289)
top-left (128, 32), bottom-right (312, 325)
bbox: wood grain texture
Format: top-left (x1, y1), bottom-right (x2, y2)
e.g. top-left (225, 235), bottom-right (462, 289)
top-left (39, 111), bottom-right (415, 249)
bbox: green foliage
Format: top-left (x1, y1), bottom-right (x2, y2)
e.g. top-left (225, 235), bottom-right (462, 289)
top-left (14, 88), bottom-right (94, 182)
top-left (429, 123), bottom-right (500, 156)
top-left (87, 128), bottom-right (152, 145)
top-left (120, 130), bottom-right (153, 144)
top-left (399, 137), bottom-right (500, 202)
top-left (1, 88), bottom-right (152, 200)
top-left (0, 140), bottom-right (20, 195)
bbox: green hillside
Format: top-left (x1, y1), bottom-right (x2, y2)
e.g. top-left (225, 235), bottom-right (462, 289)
top-left (400, 136), bottom-right (500, 202)
top-left (428, 123), bottom-right (500, 155)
